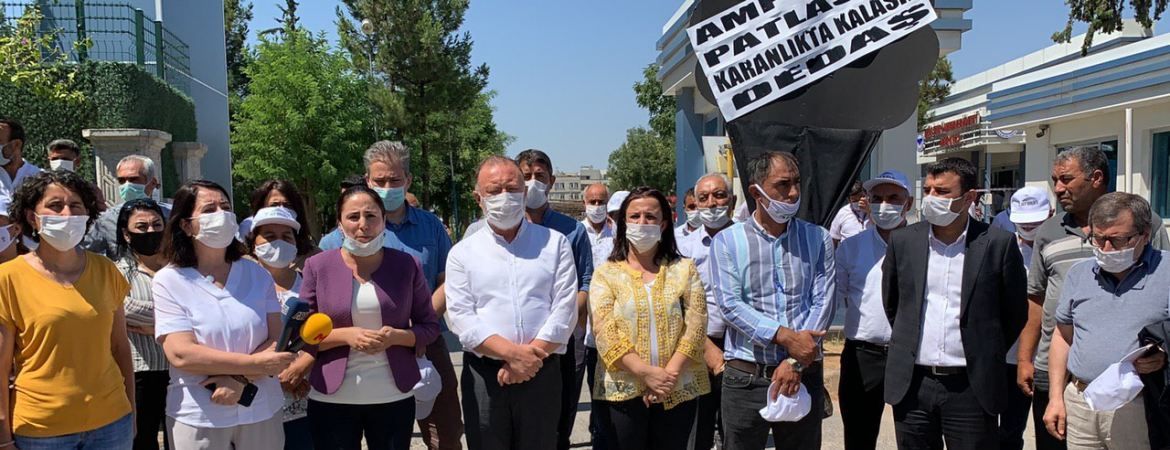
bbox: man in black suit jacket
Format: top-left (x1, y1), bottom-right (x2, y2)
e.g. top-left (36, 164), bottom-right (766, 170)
top-left (882, 157), bottom-right (1028, 450)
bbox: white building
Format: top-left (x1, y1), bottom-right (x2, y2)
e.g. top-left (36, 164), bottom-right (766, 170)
top-left (551, 166), bottom-right (608, 203)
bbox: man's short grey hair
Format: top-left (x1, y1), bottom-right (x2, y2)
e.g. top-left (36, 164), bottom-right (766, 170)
top-left (364, 140), bottom-right (412, 175)
top-left (1056, 146), bottom-right (1111, 180)
top-left (695, 172), bottom-right (732, 191)
top-left (117, 155), bottom-right (155, 180)
top-left (747, 151), bottom-right (800, 185)
top-left (475, 155), bottom-right (522, 191)
top-left (581, 183), bottom-right (609, 199)
top-left (1089, 192), bottom-right (1154, 235)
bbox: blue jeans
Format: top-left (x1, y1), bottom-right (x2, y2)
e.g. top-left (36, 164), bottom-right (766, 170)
top-left (16, 413), bottom-right (133, 450)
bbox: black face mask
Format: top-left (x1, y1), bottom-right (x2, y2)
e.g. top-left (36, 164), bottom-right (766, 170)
top-left (128, 231), bottom-right (164, 256)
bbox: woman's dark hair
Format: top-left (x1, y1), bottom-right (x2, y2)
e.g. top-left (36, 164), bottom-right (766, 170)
top-left (608, 186), bottom-right (680, 265)
top-left (162, 179), bottom-right (248, 268)
top-left (335, 185), bottom-right (385, 222)
top-left (115, 198), bottom-right (164, 260)
top-left (247, 180), bottom-right (313, 256)
top-left (10, 170), bottom-right (100, 243)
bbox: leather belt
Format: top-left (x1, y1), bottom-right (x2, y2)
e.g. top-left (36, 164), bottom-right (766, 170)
top-left (726, 359), bottom-right (821, 379)
top-left (847, 339), bottom-right (889, 354)
top-left (916, 365), bottom-right (967, 376)
top-left (1071, 375), bottom-right (1089, 392)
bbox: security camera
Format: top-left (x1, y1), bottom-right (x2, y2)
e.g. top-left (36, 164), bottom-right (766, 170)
top-left (360, 19), bottom-right (375, 35)
top-left (1036, 124), bottom-right (1049, 138)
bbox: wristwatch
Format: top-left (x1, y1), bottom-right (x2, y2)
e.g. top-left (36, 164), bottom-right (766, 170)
top-left (785, 357), bottom-right (805, 373)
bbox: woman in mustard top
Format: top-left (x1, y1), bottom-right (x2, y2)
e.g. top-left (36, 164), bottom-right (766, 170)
top-left (590, 187), bottom-right (709, 450)
top-left (0, 170), bottom-right (135, 449)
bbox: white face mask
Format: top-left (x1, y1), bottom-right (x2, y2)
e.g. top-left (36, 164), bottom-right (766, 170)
top-left (1017, 225), bottom-right (1040, 241)
top-left (685, 210), bottom-right (701, 228)
top-left (1094, 246), bottom-right (1139, 274)
top-left (193, 211), bottom-right (239, 249)
top-left (922, 195), bottom-right (961, 227)
top-left (626, 223), bottom-right (662, 254)
top-left (871, 203), bottom-right (906, 230)
top-left (0, 224), bottom-right (14, 253)
top-left (37, 214), bottom-right (89, 251)
top-left (255, 240), bottom-right (298, 268)
top-left (343, 230), bottom-right (385, 258)
top-left (699, 206), bottom-right (731, 229)
top-left (585, 205), bottom-right (608, 224)
top-left (524, 179), bottom-right (548, 209)
top-left (483, 192), bottom-right (525, 230)
top-left (754, 184), bottom-right (801, 224)
top-left (49, 159), bottom-right (74, 172)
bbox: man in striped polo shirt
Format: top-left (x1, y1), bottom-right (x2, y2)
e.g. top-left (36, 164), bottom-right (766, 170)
top-left (1016, 146), bottom-right (1169, 450)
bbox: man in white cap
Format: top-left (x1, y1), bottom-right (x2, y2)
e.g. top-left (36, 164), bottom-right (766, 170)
top-left (1043, 193), bottom-right (1169, 449)
top-left (835, 170), bottom-right (912, 450)
top-left (1000, 186), bottom-right (1052, 450)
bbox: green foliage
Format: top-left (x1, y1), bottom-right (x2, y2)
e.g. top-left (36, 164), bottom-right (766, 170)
top-left (635, 64), bottom-right (676, 142)
top-left (917, 57), bottom-right (954, 130)
top-left (230, 28), bottom-right (370, 237)
top-left (224, 0), bottom-right (254, 101)
top-left (1055, 0), bottom-right (1167, 54)
top-left (0, 62), bottom-right (195, 194)
top-left (336, 0), bottom-right (489, 207)
top-left (0, 5), bottom-right (87, 104)
top-left (607, 127), bottom-right (677, 196)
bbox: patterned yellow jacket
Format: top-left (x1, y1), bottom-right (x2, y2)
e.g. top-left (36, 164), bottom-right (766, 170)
top-left (590, 257), bottom-right (710, 409)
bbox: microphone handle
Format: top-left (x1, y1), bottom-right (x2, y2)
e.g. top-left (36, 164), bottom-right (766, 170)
top-left (287, 337), bottom-right (307, 353)
top-left (276, 325), bottom-right (296, 352)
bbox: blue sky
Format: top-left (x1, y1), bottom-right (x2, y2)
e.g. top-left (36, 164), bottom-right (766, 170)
top-left (249, 0), bottom-right (1170, 172)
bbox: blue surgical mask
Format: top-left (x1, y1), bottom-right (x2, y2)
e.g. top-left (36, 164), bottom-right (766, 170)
top-left (373, 186), bottom-right (407, 211)
top-left (120, 182), bottom-right (148, 202)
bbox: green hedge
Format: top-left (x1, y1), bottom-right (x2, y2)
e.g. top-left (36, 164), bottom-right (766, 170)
top-left (0, 61), bottom-right (196, 197)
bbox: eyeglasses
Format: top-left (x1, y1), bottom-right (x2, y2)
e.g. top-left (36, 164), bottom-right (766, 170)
top-left (1087, 232), bottom-right (1143, 249)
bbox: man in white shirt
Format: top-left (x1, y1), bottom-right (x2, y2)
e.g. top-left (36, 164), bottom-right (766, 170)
top-left (830, 181), bottom-right (869, 246)
top-left (835, 170), bottom-right (912, 450)
top-left (675, 187), bottom-right (700, 241)
top-left (0, 119), bottom-right (42, 198)
top-left (579, 182), bottom-right (612, 449)
top-left (999, 186), bottom-right (1052, 450)
top-left (678, 172), bottom-right (736, 450)
top-left (446, 155), bottom-right (579, 450)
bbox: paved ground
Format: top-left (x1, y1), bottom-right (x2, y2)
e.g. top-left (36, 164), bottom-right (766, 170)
top-left (408, 349), bottom-right (1040, 449)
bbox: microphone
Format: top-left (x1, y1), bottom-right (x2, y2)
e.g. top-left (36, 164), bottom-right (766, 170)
top-left (277, 297), bottom-right (311, 352)
top-left (288, 313), bottom-right (333, 353)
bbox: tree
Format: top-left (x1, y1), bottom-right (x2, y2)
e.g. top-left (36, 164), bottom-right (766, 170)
top-left (230, 28), bottom-right (370, 237)
top-left (260, 0), bottom-right (301, 37)
top-left (224, 0), bottom-right (253, 101)
top-left (1055, 0), bottom-right (1166, 54)
top-left (607, 127), bottom-right (676, 195)
top-left (336, 0), bottom-right (489, 207)
top-left (635, 63), bottom-right (676, 141)
top-left (917, 57), bottom-right (954, 130)
top-left (0, 6), bottom-right (85, 104)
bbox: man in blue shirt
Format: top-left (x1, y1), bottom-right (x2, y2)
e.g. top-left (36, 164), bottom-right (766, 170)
top-left (320, 141), bottom-right (461, 450)
top-left (710, 151), bottom-right (835, 450)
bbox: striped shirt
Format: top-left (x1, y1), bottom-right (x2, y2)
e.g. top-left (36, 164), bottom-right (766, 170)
top-left (1028, 211), bottom-right (1170, 373)
top-left (710, 216), bottom-right (836, 366)
top-left (117, 258), bottom-right (169, 372)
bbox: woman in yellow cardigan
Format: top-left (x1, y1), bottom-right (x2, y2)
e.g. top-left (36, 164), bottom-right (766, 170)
top-left (590, 187), bottom-right (709, 450)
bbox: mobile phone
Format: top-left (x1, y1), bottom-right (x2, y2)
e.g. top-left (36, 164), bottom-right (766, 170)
top-left (203, 379), bottom-right (259, 407)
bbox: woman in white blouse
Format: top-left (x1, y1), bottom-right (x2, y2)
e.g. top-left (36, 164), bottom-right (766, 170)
top-left (153, 180), bottom-right (297, 450)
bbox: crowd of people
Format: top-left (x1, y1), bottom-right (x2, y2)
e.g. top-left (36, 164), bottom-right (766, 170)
top-left (0, 115), bottom-right (1167, 450)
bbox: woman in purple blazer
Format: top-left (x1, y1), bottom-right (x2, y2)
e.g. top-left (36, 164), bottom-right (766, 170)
top-left (301, 185), bottom-right (441, 450)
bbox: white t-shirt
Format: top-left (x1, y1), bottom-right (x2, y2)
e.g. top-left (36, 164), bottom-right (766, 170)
top-left (829, 203), bottom-right (869, 242)
top-left (152, 260), bottom-right (284, 428)
top-left (308, 280), bottom-right (410, 405)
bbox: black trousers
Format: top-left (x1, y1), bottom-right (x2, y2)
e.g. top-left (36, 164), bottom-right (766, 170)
top-left (892, 368), bottom-right (997, 450)
top-left (585, 346), bottom-right (607, 450)
top-left (597, 398), bottom-right (698, 450)
top-left (462, 353), bottom-right (562, 450)
top-left (556, 334), bottom-right (586, 450)
top-left (999, 363), bottom-right (1032, 450)
top-left (134, 370), bottom-right (170, 450)
top-left (722, 363), bottom-right (824, 450)
top-left (838, 340), bottom-right (887, 450)
top-left (689, 336), bottom-right (723, 450)
top-left (1031, 369), bottom-right (1067, 450)
top-left (307, 398), bottom-right (415, 450)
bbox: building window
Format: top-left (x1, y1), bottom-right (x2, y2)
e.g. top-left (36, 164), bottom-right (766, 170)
top-left (1057, 140), bottom-right (1118, 192)
top-left (1153, 132), bottom-right (1170, 218)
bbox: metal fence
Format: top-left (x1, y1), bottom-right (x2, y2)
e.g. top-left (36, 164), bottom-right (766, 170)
top-left (1, 1), bottom-right (192, 95)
